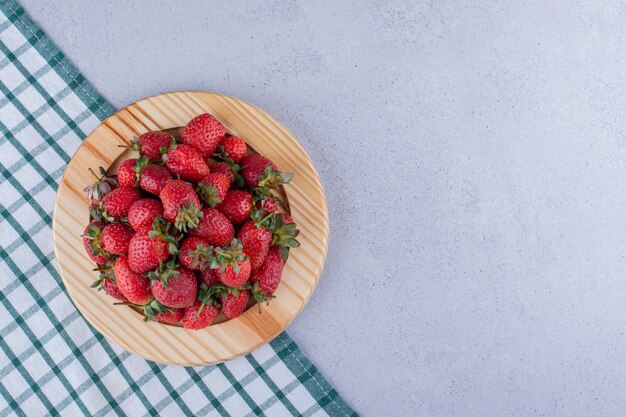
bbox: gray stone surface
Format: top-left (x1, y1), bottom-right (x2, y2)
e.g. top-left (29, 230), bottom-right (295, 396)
top-left (19, 0), bottom-right (626, 415)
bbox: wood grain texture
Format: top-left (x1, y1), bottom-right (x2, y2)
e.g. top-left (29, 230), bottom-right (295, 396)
top-left (52, 91), bottom-right (328, 365)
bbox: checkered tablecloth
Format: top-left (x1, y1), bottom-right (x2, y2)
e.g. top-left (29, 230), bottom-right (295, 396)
top-left (0, 1), bottom-right (356, 416)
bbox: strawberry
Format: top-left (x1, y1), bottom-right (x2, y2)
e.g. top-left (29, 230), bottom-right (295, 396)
top-left (216, 190), bottom-right (252, 225)
top-left (201, 283), bottom-right (250, 318)
top-left (221, 290), bottom-right (250, 319)
top-left (255, 197), bottom-right (277, 213)
top-left (126, 131), bottom-right (174, 162)
top-left (114, 256), bottom-right (152, 304)
top-left (238, 219), bottom-right (272, 271)
top-left (127, 218), bottom-right (176, 273)
top-left (100, 223), bottom-right (134, 255)
top-left (239, 155), bottom-right (271, 187)
top-left (91, 259), bottom-right (128, 302)
top-left (83, 221), bottom-right (109, 265)
top-left (101, 186), bottom-right (141, 221)
top-left (128, 198), bottom-right (164, 230)
top-left (117, 158), bottom-right (138, 187)
top-left (277, 213), bottom-right (294, 224)
top-left (139, 164), bottom-right (172, 195)
top-left (270, 213), bottom-right (301, 261)
top-left (207, 159), bottom-right (235, 184)
top-left (210, 239), bottom-right (251, 288)
top-left (218, 136), bottom-right (246, 163)
top-left (149, 263), bottom-right (198, 308)
top-left (134, 299), bottom-right (170, 322)
top-left (179, 237), bottom-right (210, 270)
top-left (181, 113), bottom-right (226, 157)
top-left (154, 308), bottom-right (184, 324)
top-left (250, 247), bottom-right (284, 297)
top-left (182, 300), bottom-right (219, 330)
top-left (103, 279), bottom-right (127, 302)
top-left (84, 167), bottom-right (117, 205)
top-left (90, 258), bottom-right (126, 302)
top-left (159, 180), bottom-right (203, 232)
top-left (164, 144), bottom-right (210, 182)
top-left (197, 172), bottom-right (230, 207)
top-left (200, 268), bottom-right (220, 287)
top-left (91, 258), bottom-right (116, 291)
top-left (117, 156), bottom-right (172, 194)
top-left (190, 207), bottom-right (234, 247)
top-left (240, 154), bottom-right (293, 189)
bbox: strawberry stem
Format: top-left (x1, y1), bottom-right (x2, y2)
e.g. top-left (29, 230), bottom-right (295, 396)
top-left (174, 202), bottom-right (203, 233)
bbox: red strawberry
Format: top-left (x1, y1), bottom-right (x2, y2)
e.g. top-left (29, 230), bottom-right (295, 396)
top-left (150, 266), bottom-right (197, 308)
top-left (197, 172), bottom-right (230, 207)
top-left (127, 221), bottom-right (172, 274)
top-left (180, 113), bottom-right (226, 157)
top-left (255, 197), bottom-right (277, 213)
top-left (117, 158), bottom-right (138, 187)
top-left (182, 300), bottom-right (219, 330)
top-left (103, 279), bottom-right (127, 302)
top-left (139, 164), bottom-right (172, 195)
top-left (211, 239), bottom-right (251, 288)
top-left (271, 213), bottom-right (301, 261)
top-left (238, 220), bottom-right (272, 271)
top-left (200, 268), bottom-right (220, 287)
top-left (101, 186), bottom-right (141, 221)
top-left (190, 207), bottom-right (234, 247)
top-left (128, 131), bottom-right (174, 162)
top-left (240, 155), bottom-right (273, 187)
top-left (215, 265), bottom-right (250, 288)
top-left (154, 308), bottom-right (184, 324)
top-left (221, 290), bottom-right (250, 319)
top-left (100, 223), bottom-right (134, 255)
top-left (179, 237), bottom-right (210, 270)
top-left (159, 180), bottom-right (203, 232)
top-left (83, 221), bottom-right (109, 265)
top-left (250, 247), bottom-right (284, 296)
top-left (164, 144), bottom-right (210, 182)
top-left (114, 256), bottom-right (152, 304)
top-left (128, 199), bottom-right (164, 230)
top-left (240, 154), bottom-right (293, 188)
top-left (216, 190), bottom-right (252, 224)
top-left (207, 159), bottom-right (235, 184)
top-left (91, 259), bottom-right (117, 293)
top-left (84, 167), bottom-right (117, 205)
top-left (219, 136), bottom-right (247, 163)
top-left (277, 213), bottom-right (294, 224)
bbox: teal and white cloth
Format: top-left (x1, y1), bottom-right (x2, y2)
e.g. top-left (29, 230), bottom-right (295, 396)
top-left (0, 1), bottom-right (357, 416)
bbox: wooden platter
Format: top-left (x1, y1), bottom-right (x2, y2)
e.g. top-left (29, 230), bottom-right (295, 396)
top-left (52, 91), bottom-right (328, 365)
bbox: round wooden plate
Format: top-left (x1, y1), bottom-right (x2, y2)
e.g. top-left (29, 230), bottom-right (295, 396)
top-left (52, 91), bottom-right (328, 365)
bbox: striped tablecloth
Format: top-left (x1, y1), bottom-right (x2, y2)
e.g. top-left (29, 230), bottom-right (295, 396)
top-left (0, 1), bottom-right (357, 416)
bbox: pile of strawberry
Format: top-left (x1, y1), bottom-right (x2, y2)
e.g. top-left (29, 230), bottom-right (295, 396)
top-left (82, 113), bottom-right (299, 330)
